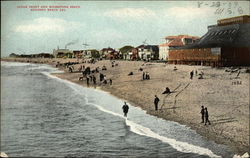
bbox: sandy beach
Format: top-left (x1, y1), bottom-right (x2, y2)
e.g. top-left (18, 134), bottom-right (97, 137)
top-left (2, 57), bottom-right (249, 155)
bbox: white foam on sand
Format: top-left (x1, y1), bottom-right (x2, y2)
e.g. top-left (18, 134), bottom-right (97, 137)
top-left (43, 71), bottom-right (221, 158)
top-left (233, 152), bottom-right (249, 158)
top-left (0, 152), bottom-right (8, 157)
top-left (1, 61), bottom-right (33, 67)
top-left (89, 102), bottom-right (220, 158)
top-left (27, 65), bottom-right (59, 71)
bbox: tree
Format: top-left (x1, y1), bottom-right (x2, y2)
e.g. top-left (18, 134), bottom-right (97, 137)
top-left (119, 45), bottom-right (134, 54)
top-left (90, 49), bottom-right (100, 58)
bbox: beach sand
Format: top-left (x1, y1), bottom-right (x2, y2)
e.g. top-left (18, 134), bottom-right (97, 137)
top-left (2, 57), bottom-right (249, 155)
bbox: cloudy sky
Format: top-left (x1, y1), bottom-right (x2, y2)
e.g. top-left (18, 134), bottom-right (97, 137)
top-left (1, 1), bottom-right (249, 57)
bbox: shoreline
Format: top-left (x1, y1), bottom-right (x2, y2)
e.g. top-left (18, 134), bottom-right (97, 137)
top-left (1, 57), bottom-right (249, 155)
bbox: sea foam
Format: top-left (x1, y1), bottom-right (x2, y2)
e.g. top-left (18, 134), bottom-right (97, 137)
top-left (43, 70), bottom-right (221, 158)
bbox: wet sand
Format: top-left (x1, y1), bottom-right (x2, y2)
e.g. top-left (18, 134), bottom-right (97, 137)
top-left (2, 57), bottom-right (249, 155)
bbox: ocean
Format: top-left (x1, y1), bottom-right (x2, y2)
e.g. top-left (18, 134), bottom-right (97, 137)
top-left (1, 61), bottom-right (233, 157)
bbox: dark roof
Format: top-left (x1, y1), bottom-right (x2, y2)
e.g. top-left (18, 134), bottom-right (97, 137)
top-left (144, 45), bottom-right (159, 53)
top-left (172, 23), bottom-right (250, 49)
top-left (101, 47), bottom-right (115, 51)
top-left (136, 45), bottom-right (145, 49)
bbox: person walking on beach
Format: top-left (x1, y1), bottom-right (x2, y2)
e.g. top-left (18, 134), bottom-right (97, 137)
top-left (146, 72), bottom-right (150, 80)
top-left (89, 75), bottom-right (93, 82)
top-left (69, 66), bottom-right (73, 73)
top-left (154, 95), bottom-right (160, 111)
top-left (86, 76), bottom-right (90, 86)
top-left (100, 73), bottom-right (104, 82)
top-left (200, 106), bottom-right (205, 123)
top-left (204, 107), bottom-right (211, 125)
top-left (109, 79), bottom-right (112, 85)
top-left (190, 70), bottom-right (194, 79)
top-left (143, 72), bottom-right (145, 80)
top-left (93, 76), bottom-right (96, 85)
top-left (103, 75), bottom-right (107, 84)
top-left (122, 102), bottom-right (129, 117)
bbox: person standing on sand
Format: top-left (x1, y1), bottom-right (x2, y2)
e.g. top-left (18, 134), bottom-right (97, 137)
top-left (204, 107), bottom-right (211, 125)
top-left (93, 76), bottom-right (96, 85)
top-left (86, 76), bottom-right (90, 86)
top-left (200, 106), bottom-right (205, 123)
top-left (154, 95), bottom-right (160, 111)
top-left (190, 70), bottom-right (194, 79)
top-left (103, 75), bottom-right (107, 84)
top-left (122, 102), bottom-right (129, 117)
top-left (147, 72), bottom-right (150, 80)
top-left (143, 72), bottom-right (145, 80)
top-left (100, 73), bottom-right (104, 82)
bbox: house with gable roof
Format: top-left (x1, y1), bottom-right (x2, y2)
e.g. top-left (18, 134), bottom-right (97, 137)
top-left (159, 35), bottom-right (199, 61)
top-left (168, 15), bottom-right (250, 66)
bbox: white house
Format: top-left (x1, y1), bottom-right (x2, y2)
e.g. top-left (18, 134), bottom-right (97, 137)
top-left (159, 35), bottom-right (200, 61)
top-left (53, 47), bottom-right (72, 58)
top-left (159, 43), bottom-right (169, 60)
top-left (137, 45), bottom-right (159, 60)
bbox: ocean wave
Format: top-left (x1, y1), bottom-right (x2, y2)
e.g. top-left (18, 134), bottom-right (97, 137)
top-left (1, 61), bottom-right (34, 67)
top-left (43, 71), bottom-right (221, 158)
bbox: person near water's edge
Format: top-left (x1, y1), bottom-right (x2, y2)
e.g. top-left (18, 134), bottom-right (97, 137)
top-left (204, 107), bottom-right (211, 125)
top-left (200, 106), bottom-right (205, 123)
top-left (122, 102), bottom-right (129, 117)
top-left (154, 95), bottom-right (160, 111)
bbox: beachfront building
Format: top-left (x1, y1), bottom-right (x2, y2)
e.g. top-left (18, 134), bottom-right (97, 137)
top-left (32, 53), bottom-right (54, 58)
top-left (168, 15), bottom-right (250, 66)
top-left (9, 53), bottom-right (53, 58)
top-left (130, 48), bottom-right (139, 60)
top-left (82, 49), bottom-right (100, 59)
top-left (106, 50), bottom-right (119, 60)
top-left (100, 47), bottom-right (115, 59)
top-left (137, 45), bottom-right (159, 60)
top-left (53, 47), bottom-right (73, 58)
top-left (9, 53), bottom-right (20, 58)
top-left (73, 50), bottom-right (84, 58)
top-left (119, 45), bottom-right (134, 60)
top-left (159, 35), bottom-right (199, 61)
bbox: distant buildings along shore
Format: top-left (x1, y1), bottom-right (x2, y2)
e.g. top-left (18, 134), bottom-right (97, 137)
top-left (8, 15), bottom-right (250, 67)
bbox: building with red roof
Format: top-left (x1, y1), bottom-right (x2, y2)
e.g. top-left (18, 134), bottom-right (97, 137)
top-left (168, 15), bottom-right (250, 66)
top-left (159, 35), bottom-right (199, 61)
top-left (100, 47), bottom-right (115, 58)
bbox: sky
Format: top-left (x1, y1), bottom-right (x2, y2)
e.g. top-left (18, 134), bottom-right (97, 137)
top-left (1, 1), bottom-right (249, 57)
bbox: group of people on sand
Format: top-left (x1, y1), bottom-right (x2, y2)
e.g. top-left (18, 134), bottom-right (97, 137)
top-left (152, 87), bottom-right (211, 126)
top-left (99, 73), bottom-right (112, 85)
top-left (77, 63), bottom-right (113, 87)
top-left (153, 87), bottom-right (172, 111)
top-left (111, 60), bottom-right (118, 67)
top-left (190, 70), bottom-right (204, 79)
top-left (142, 72), bottom-right (150, 80)
top-left (200, 106), bottom-right (211, 125)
